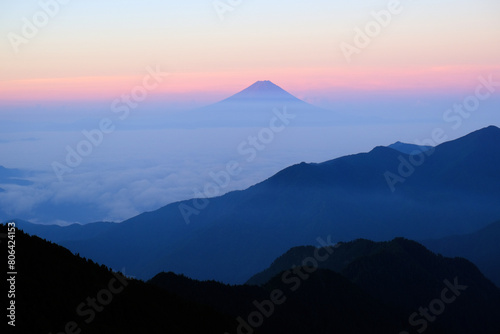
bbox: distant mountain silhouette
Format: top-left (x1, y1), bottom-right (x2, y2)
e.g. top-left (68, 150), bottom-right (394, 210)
top-left (204, 80), bottom-right (318, 109)
top-left (13, 219), bottom-right (117, 242)
top-left (0, 166), bottom-right (33, 220)
top-left (0, 165), bottom-right (33, 186)
top-left (221, 80), bottom-right (303, 102)
top-left (179, 80), bottom-right (365, 127)
top-left (388, 141), bottom-right (433, 154)
top-left (14, 126), bottom-right (500, 284)
top-left (150, 238), bottom-right (500, 334)
top-left (422, 219), bottom-right (500, 287)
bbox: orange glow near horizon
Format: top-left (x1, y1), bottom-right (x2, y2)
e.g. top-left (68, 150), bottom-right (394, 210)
top-left (1, 0), bottom-right (499, 110)
top-left (1, 65), bottom-right (498, 105)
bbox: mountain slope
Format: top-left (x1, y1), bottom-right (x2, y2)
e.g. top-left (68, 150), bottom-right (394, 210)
top-left (183, 80), bottom-right (360, 127)
top-left (150, 270), bottom-right (403, 334)
top-left (13, 219), bottom-right (117, 242)
top-left (422, 219), bottom-right (500, 287)
top-left (150, 238), bottom-right (500, 334)
top-left (204, 80), bottom-right (318, 110)
top-left (221, 80), bottom-right (303, 102)
top-left (15, 126), bottom-right (500, 284)
top-left (388, 141), bottom-right (433, 154)
top-left (1, 223), bottom-right (236, 334)
top-left (8, 223), bottom-right (500, 334)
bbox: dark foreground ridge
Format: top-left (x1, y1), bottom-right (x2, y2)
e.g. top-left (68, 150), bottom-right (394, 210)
top-left (150, 237), bottom-right (500, 334)
top-left (5, 224), bottom-right (500, 333)
top-left (1, 224), bottom-right (235, 334)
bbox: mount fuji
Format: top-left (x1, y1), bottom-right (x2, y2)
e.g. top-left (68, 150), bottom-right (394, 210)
top-left (207, 80), bottom-right (319, 109)
top-left (219, 80), bottom-right (309, 103)
top-left (186, 80), bottom-right (353, 127)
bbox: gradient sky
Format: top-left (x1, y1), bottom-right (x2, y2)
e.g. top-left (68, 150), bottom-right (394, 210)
top-left (1, 0), bottom-right (500, 225)
top-left (1, 0), bottom-right (499, 107)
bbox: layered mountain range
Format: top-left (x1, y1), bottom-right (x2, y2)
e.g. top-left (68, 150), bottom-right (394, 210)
top-left (11, 125), bottom-right (500, 285)
top-left (4, 80), bottom-right (500, 333)
top-left (6, 224), bottom-right (500, 333)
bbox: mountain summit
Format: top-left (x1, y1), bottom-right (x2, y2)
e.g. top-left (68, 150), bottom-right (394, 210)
top-left (200, 80), bottom-right (327, 112)
top-left (223, 80), bottom-right (300, 102)
top-left (191, 80), bottom-right (330, 126)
